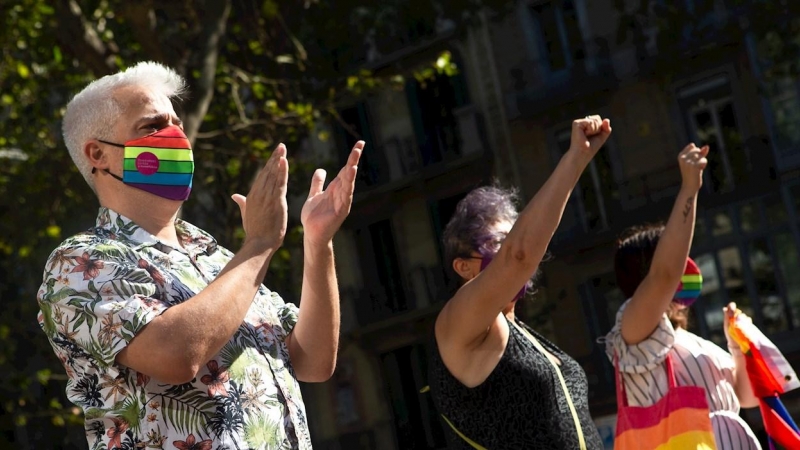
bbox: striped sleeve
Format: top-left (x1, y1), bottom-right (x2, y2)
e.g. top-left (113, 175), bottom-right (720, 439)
top-left (604, 299), bottom-right (675, 374)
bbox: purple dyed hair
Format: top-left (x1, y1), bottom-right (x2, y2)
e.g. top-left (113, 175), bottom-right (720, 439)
top-left (443, 185), bottom-right (540, 295)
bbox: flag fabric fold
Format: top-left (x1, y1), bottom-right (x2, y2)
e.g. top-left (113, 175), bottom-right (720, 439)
top-left (728, 312), bottom-right (800, 449)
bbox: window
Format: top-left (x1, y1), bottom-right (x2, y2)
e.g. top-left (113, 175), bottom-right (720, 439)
top-left (690, 194), bottom-right (800, 345)
top-left (529, 0), bottom-right (586, 74)
top-left (747, 32), bottom-right (800, 164)
top-left (336, 103), bottom-right (383, 187)
top-left (765, 77), bottom-right (800, 157)
top-left (775, 231), bottom-right (800, 329)
top-left (554, 128), bottom-right (618, 232)
top-left (406, 70), bottom-right (468, 167)
top-left (678, 75), bottom-right (750, 193)
top-left (749, 238), bottom-right (788, 333)
top-left (353, 219), bottom-right (409, 324)
top-left (368, 220), bottom-right (407, 314)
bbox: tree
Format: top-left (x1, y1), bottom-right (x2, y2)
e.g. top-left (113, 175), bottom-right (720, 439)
top-left (0, 0), bottom-right (511, 446)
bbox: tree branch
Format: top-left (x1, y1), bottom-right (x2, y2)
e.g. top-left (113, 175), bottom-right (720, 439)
top-left (120, 1), bottom-right (166, 64)
top-left (53, 0), bottom-right (118, 76)
top-left (181, 0), bottom-right (233, 145)
top-left (195, 120), bottom-right (273, 140)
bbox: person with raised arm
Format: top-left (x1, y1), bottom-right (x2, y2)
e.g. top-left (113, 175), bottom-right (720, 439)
top-left (428, 116), bottom-right (611, 449)
top-left (605, 144), bottom-right (762, 449)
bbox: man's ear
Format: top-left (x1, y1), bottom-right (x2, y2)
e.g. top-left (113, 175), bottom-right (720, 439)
top-left (84, 140), bottom-right (109, 171)
top-left (453, 257), bottom-right (476, 281)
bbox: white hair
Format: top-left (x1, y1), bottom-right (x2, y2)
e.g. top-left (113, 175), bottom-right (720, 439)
top-left (62, 61), bottom-right (187, 191)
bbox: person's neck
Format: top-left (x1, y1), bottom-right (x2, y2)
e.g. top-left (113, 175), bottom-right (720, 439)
top-left (503, 304), bottom-right (515, 321)
top-left (100, 196), bottom-right (183, 248)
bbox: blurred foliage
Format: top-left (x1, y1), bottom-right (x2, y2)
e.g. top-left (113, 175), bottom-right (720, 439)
top-left (0, 0), bottom-right (511, 446)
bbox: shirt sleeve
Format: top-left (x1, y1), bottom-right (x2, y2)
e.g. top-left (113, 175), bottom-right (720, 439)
top-left (37, 237), bottom-right (169, 370)
top-left (266, 289), bottom-right (299, 335)
top-left (604, 299), bottom-right (675, 374)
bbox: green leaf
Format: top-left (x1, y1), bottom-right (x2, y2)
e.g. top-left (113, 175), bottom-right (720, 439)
top-left (36, 369), bottom-right (51, 385)
top-left (17, 62), bottom-right (30, 78)
top-left (262, 0), bottom-right (279, 18)
top-left (48, 286), bottom-right (78, 303)
top-left (160, 392), bottom-right (214, 436)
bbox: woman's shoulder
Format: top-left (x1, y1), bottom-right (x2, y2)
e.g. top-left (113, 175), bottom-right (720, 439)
top-left (603, 299), bottom-right (677, 372)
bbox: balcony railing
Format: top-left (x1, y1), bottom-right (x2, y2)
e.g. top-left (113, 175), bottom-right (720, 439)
top-left (509, 51), bottom-right (617, 118)
top-left (351, 265), bottom-right (447, 327)
top-left (353, 105), bottom-right (489, 192)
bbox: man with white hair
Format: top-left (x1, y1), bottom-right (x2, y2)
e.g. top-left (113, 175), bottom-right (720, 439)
top-left (37, 61), bottom-right (363, 449)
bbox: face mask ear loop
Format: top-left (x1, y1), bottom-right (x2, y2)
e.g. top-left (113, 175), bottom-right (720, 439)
top-left (91, 167), bottom-right (125, 182)
top-left (97, 139), bottom-right (125, 148)
top-left (92, 139), bottom-right (126, 182)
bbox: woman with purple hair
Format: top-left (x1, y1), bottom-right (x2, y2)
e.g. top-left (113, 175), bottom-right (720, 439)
top-left (604, 144), bottom-right (761, 449)
top-left (428, 116), bottom-right (611, 449)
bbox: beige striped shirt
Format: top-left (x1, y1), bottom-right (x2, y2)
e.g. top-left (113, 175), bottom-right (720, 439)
top-left (604, 300), bottom-right (761, 450)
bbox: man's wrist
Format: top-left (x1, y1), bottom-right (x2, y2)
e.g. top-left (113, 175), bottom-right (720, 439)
top-left (242, 237), bottom-right (280, 256)
top-left (304, 237), bottom-right (334, 257)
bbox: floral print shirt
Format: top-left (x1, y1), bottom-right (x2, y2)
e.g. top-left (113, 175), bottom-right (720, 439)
top-left (37, 207), bottom-right (311, 450)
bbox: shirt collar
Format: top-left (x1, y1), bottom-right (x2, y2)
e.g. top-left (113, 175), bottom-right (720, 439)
top-left (95, 207), bottom-right (218, 255)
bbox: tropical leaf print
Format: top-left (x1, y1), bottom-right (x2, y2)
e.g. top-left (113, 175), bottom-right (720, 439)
top-left (45, 286), bottom-right (81, 303)
top-left (208, 381), bottom-right (246, 445)
top-left (222, 344), bottom-right (260, 384)
top-left (67, 298), bottom-right (99, 330)
top-left (38, 301), bottom-right (58, 336)
top-left (103, 275), bottom-right (157, 298)
top-left (92, 243), bottom-right (136, 264)
top-left (115, 396), bottom-right (143, 432)
top-left (76, 338), bottom-right (117, 369)
top-left (158, 390), bottom-right (216, 436)
top-left (39, 208), bottom-right (310, 449)
top-left (120, 309), bottom-right (149, 341)
top-left (72, 373), bottom-right (104, 408)
top-left (144, 426), bottom-right (169, 449)
top-left (244, 414), bottom-right (282, 450)
top-left (162, 381), bottom-right (196, 397)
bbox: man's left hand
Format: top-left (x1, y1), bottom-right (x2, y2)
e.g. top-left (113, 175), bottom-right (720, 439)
top-left (301, 141), bottom-right (364, 247)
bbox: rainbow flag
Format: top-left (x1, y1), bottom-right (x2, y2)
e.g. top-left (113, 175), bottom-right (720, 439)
top-left (728, 312), bottom-right (800, 449)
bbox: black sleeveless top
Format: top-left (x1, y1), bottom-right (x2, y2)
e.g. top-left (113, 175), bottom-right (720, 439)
top-left (428, 318), bottom-right (603, 449)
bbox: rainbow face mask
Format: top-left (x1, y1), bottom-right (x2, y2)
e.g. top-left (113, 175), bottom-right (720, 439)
top-left (674, 258), bottom-right (703, 307)
top-left (96, 125), bottom-right (194, 201)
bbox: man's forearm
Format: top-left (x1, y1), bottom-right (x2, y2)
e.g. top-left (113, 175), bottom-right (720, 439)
top-left (288, 239), bottom-right (339, 382)
top-left (117, 239), bottom-right (276, 383)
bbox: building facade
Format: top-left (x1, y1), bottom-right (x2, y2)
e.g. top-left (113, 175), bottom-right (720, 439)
top-left (302, 1), bottom-right (800, 448)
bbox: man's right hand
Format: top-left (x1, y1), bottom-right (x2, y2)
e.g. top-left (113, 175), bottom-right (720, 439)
top-left (232, 143), bottom-right (289, 251)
